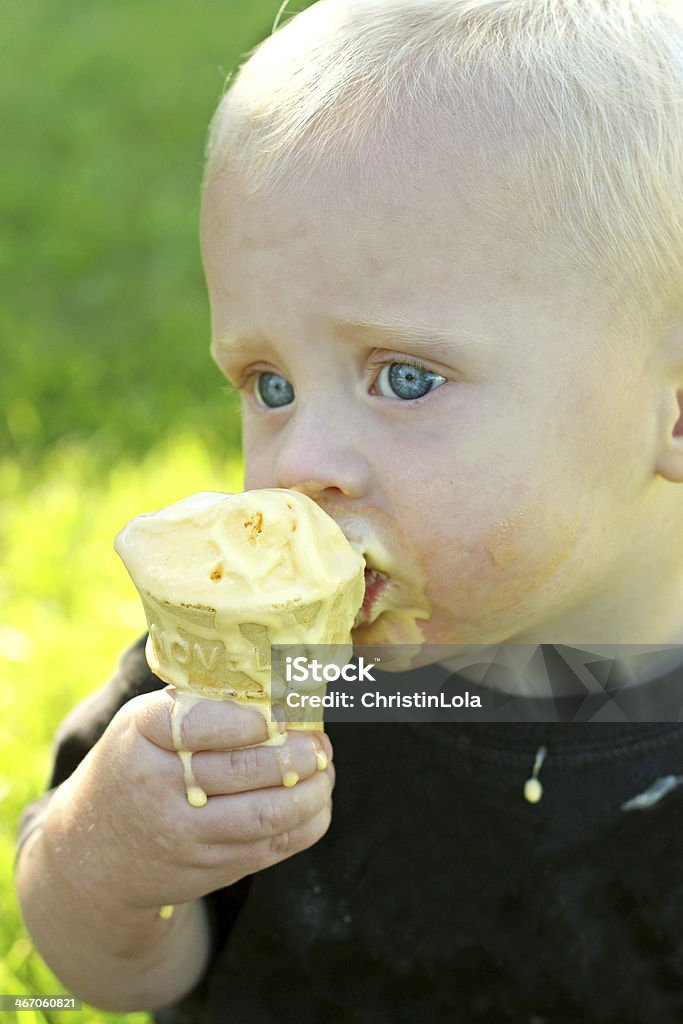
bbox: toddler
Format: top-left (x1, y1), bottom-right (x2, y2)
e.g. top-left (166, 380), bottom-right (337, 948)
top-left (16, 1), bottom-right (683, 1020)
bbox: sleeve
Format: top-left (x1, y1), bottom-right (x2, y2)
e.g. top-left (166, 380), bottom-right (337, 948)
top-left (16, 635), bottom-right (251, 965)
top-left (16, 635), bottom-right (164, 853)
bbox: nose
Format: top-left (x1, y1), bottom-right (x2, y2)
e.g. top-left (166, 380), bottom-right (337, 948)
top-left (271, 406), bottom-right (372, 501)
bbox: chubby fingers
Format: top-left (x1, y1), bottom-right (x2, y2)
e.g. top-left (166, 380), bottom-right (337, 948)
top-left (188, 730), bottom-right (333, 797)
top-left (135, 688), bottom-right (275, 752)
top-left (131, 688), bottom-right (333, 797)
top-left (190, 763), bottom-right (336, 854)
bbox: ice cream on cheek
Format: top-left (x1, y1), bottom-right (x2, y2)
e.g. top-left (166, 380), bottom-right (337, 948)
top-left (115, 489), bottom-right (365, 806)
top-left (423, 499), bottom-right (585, 647)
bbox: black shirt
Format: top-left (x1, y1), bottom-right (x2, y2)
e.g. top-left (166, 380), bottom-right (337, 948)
top-left (19, 638), bottom-right (683, 1023)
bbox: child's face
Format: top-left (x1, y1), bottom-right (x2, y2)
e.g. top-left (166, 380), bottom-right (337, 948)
top-left (201, 143), bottom-right (658, 648)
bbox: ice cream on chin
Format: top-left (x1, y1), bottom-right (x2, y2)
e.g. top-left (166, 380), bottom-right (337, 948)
top-left (115, 489), bottom-right (365, 807)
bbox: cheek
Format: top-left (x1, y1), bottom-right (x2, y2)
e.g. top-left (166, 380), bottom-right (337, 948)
top-left (482, 505), bottom-right (579, 576)
top-left (243, 460), bottom-right (266, 490)
top-left (241, 422), bottom-right (275, 490)
top-left (243, 456), bottom-right (277, 492)
top-left (423, 498), bottom-right (583, 641)
top-left (479, 503), bottom-right (580, 596)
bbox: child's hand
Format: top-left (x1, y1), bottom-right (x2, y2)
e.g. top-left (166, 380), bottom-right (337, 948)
top-left (42, 689), bottom-right (334, 912)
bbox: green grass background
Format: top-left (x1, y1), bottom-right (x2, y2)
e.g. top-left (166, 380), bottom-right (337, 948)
top-left (0, 2), bottom-right (312, 1020)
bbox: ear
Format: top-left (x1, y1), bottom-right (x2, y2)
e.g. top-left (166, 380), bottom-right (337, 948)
top-left (655, 316), bottom-right (683, 482)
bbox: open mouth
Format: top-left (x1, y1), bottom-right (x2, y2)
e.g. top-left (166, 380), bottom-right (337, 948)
top-left (354, 568), bottom-right (389, 629)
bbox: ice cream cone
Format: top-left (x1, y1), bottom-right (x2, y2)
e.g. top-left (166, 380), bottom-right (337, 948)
top-left (115, 489), bottom-right (365, 730)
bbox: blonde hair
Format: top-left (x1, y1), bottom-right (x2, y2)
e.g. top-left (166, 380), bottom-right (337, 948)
top-left (205, 0), bottom-right (683, 327)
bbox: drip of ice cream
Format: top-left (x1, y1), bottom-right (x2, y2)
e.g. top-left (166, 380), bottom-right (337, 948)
top-left (115, 489), bottom-right (365, 806)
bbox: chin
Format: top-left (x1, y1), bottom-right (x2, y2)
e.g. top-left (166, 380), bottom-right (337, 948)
top-left (351, 611), bottom-right (432, 671)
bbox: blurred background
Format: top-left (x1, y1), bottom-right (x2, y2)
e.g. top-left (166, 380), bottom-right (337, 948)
top-left (0, 2), bottom-right (312, 1020)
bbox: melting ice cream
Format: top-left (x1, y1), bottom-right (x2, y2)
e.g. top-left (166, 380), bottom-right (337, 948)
top-left (116, 489), bottom-right (365, 807)
top-left (115, 488), bottom-right (365, 700)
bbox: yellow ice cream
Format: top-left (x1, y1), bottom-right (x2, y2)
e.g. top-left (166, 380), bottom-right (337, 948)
top-left (115, 488), bottom-right (365, 728)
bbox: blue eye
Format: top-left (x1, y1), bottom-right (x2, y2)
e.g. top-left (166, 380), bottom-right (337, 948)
top-left (375, 362), bottom-right (447, 400)
top-left (255, 372), bottom-right (294, 408)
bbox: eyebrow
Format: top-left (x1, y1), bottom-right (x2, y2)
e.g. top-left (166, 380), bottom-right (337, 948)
top-left (213, 316), bottom-right (492, 356)
top-left (330, 316), bottom-right (493, 350)
top-left (210, 333), bottom-right (275, 374)
top-left (212, 334), bottom-right (269, 356)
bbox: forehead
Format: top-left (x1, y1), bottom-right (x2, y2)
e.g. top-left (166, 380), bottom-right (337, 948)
top-left (201, 152), bottom-right (618, 364)
top-left (205, 138), bottom-right (543, 290)
top-left (206, 119), bottom-right (526, 236)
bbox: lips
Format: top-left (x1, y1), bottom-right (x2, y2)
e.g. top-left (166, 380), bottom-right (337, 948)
top-left (328, 508), bottom-right (429, 637)
top-left (354, 568), bottom-right (389, 628)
